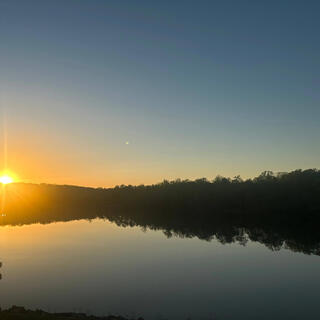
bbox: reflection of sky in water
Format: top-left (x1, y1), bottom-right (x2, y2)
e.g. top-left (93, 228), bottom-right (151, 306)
top-left (0, 219), bottom-right (319, 320)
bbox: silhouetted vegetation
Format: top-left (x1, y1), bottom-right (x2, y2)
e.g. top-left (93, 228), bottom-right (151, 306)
top-left (1, 169), bottom-right (320, 255)
top-left (0, 306), bottom-right (140, 320)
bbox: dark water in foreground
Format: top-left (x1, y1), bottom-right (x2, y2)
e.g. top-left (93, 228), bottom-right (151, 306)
top-left (0, 218), bottom-right (319, 320)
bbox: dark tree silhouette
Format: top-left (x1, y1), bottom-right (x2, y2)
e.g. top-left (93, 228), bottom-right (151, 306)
top-left (1, 169), bottom-right (320, 255)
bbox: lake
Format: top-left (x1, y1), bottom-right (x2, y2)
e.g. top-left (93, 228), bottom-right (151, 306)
top-left (0, 217), bottom-right (319, 320)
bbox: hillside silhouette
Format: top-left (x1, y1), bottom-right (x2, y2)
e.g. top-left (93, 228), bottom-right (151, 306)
top-left (0, 169), bottom-right (319, 255)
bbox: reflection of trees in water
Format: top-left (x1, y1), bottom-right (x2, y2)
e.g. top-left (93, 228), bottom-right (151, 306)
top-left (0, 169), bottom-right (320, 255)
top-left (108, 215), bottom-right (320, 255)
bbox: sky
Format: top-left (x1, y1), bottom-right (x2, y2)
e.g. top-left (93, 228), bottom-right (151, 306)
top-left (0, 0), bottom-right (319, 187)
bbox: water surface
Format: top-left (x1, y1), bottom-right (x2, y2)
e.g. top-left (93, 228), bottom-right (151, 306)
top-left (0, 218), bottom-right (319, 319)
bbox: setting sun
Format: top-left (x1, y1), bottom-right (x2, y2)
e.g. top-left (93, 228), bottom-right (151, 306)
top-left (0, 175), bottom-right (13, 184)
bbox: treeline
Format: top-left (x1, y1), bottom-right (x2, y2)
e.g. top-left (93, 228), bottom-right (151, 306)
top-left (0, 169), bottom-right (320, 255)
top-left (110, 169), bottom-right (320, 216)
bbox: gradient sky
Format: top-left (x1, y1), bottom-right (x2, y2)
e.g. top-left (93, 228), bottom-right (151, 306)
top-left (0, 0), bottom-right (319, 187)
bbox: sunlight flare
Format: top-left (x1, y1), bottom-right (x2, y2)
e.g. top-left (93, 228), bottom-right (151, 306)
top-left (0, 175), bottom-right (13, 184)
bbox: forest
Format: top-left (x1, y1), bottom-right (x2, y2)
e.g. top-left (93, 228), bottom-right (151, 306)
top-left (1, 169), bottom-right (319, 255)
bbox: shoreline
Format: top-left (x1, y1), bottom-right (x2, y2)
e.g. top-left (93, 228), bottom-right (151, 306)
top-left (0, 306), bottom-right (143, 320)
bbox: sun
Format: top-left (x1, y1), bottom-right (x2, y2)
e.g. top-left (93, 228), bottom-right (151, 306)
top-left (0, 175), bottom-right (13, 184)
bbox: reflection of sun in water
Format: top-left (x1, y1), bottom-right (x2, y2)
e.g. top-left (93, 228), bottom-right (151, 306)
top-left (0, 175), bottom-right (13, 184)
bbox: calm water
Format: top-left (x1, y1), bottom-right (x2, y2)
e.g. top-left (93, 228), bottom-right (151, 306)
top-left (0, 218), bottom-right (319, 319)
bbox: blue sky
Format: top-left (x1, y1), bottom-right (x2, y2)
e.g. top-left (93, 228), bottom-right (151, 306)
top-left (0, 0), bottom-right (319, 186)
